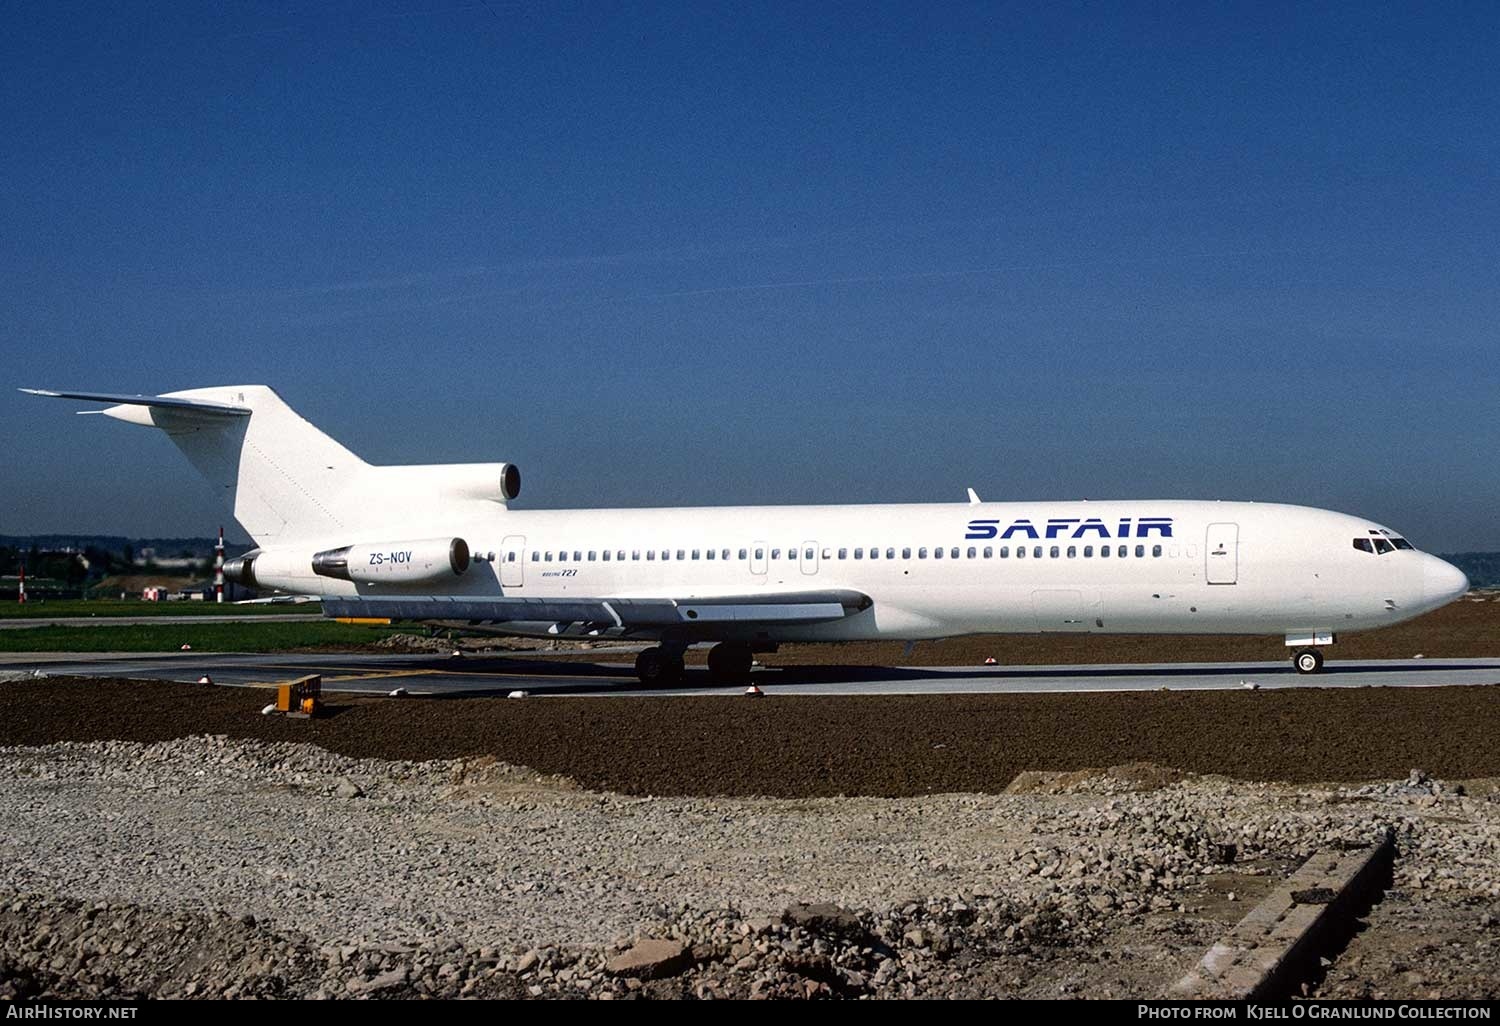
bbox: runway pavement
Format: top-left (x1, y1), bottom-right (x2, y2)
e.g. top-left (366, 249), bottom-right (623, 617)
top-left (3, 650), bottom-right (1498, 697)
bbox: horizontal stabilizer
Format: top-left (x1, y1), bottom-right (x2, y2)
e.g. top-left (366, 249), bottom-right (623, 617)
top-left (19, 388), bottom-right (251, 417)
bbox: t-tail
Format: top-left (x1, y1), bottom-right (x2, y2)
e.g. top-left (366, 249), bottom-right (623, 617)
top-left (20, 386), bottom-right (520, 546)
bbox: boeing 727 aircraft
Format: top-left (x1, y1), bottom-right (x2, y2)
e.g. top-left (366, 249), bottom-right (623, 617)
top-left (24, 385), bottom-right (1469, 683)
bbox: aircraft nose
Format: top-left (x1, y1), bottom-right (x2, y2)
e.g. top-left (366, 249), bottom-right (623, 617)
top-left (1422, 555), bottom-right (1469, 606)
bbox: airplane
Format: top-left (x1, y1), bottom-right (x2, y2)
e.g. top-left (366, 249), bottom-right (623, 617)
top-left (22, 385), bottom-right (1470, 683)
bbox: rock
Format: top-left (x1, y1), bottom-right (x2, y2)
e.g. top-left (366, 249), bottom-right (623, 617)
top-left (782, 902), bottom-right (863, 937)
top-left (334, 778), bottom-right (363, 799)
top-left (347, 967), bottom-right (408, 994)
top-left (604, 939), bottom-right (691, 979)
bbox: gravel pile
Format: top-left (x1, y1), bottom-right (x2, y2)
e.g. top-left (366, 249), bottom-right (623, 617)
top-left (2, 735), bottom-right (1496, 998)
top-left (6, 678), bottom-right (1500, 794)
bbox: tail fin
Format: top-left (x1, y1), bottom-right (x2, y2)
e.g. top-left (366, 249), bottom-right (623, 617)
top-left (23, 386), bottom-right (367, 545)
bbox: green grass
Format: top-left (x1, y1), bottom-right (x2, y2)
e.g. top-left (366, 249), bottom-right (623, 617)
top-left (0, 599), bottom-right (321, 619)
top-left (0, 620), bottom-right (404, 652)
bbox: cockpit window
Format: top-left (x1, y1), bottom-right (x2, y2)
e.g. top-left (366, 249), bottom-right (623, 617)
top-left (1355, 535), bottom-right (1415, 554)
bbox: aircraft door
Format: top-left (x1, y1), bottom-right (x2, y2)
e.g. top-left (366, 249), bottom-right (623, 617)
top-left (800, 541), bottom-right (819, 575)
top-left (1205, 523), bottom-right (1238, 585)
top-left (500, 534), bottom-right (526, 587)
top-left (750, 540), bottom-right (768, 581)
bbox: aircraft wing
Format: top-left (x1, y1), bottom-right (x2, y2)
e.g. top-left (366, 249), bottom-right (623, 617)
top-left (319, 590), bottom-right (871, 630)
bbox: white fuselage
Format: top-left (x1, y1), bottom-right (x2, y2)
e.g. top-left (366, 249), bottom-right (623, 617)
top-left (28, 385), bottom-right (1469, 652)
top-left (256, 499), bottom-right (1468, 644)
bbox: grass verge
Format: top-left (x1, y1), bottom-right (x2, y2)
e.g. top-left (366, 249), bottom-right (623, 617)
top-left (0, 620), bottom-right (401, 652)
top-left (0, 600), bottom-right (320, 619)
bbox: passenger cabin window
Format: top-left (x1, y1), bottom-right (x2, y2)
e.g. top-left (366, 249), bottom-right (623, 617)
top-left (950, 547), bottom-right (959, 559)
top-left (647, 551), bottom-right (655, 560)
top-left (1135, 545), bottom-right (1145, 557)
top-left (1152, 545), bottom-right (1162, 557)
top-left (1083, 545), bottom-right (1093, 557)
top-left (933, 547), bottom-right (942, 559)
top-left (602, 550), bottom-right (611, 561)
top-left (919, 547), bottom-right (928, 558)
top-left (983, 546), bottom-right (993, 558)
top-left (531, 552), bottom-right (540, 562)
top-left (854, 547), bottom-right (863, 559)
top-left (805, 548), bottom-right (815, 560)
top-left (676, 549), bottom-right (685, 561)
top-left (1017, 546), bottom-right (1026, 559)
top-left (544, 552), bottom-right (553, 562)
top-left (692, 549), bottom-right (700, 560)
top-left (1067, 546), bottom-right (1076, 558)
top-left (1100, 545), bottom-right (1109, 558)
top-left (588, 551), bottom-right (596, 561)
top-left (1117, 545), bottom-right (1127, 557)
top-left (706, 549), bottom-right (715, 560)
top-left (838, 548), bottom-right (848, 559)
top-left (631, 550), bottom-right (640, 560)
top-left (968, 546), bottom-right (977, 558)
top-left (1000, 546), bottom-right (1009, 558)
top-left (573, 551), bottom-right (581, 562)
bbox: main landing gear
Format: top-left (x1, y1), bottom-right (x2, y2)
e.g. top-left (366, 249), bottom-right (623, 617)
top-left (634, 645), bottom-right (686, 686)
top-left (1292, 648), bottom-right (1325, 674)
top-left (632, 642), bottom-right (757, 685)
top-left (706, 642), bottom-right (754, 682)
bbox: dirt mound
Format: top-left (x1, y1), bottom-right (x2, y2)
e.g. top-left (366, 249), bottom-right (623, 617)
top-left (3, 677), bottom-right (1499, 797)
top-left (1005, 762), bottom-right (1191, 795)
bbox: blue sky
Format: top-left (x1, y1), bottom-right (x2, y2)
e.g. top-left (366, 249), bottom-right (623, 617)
top-left (2, 2), bottom-right (1497, 550)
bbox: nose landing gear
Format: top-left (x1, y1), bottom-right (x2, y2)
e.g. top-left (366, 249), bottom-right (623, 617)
top-left (1292, 648), bottom-right (1324, 674)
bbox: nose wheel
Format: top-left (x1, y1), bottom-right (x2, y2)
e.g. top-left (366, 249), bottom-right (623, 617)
top-left (1293, 648), bottom-right (1324, 674)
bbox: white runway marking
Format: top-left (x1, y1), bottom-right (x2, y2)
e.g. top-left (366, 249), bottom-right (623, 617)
top-left (2, 651), bottom-right (1496, 697)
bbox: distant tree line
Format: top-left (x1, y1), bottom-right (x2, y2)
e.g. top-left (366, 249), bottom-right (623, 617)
top-left (0, 535), bottom-right (251, 599)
